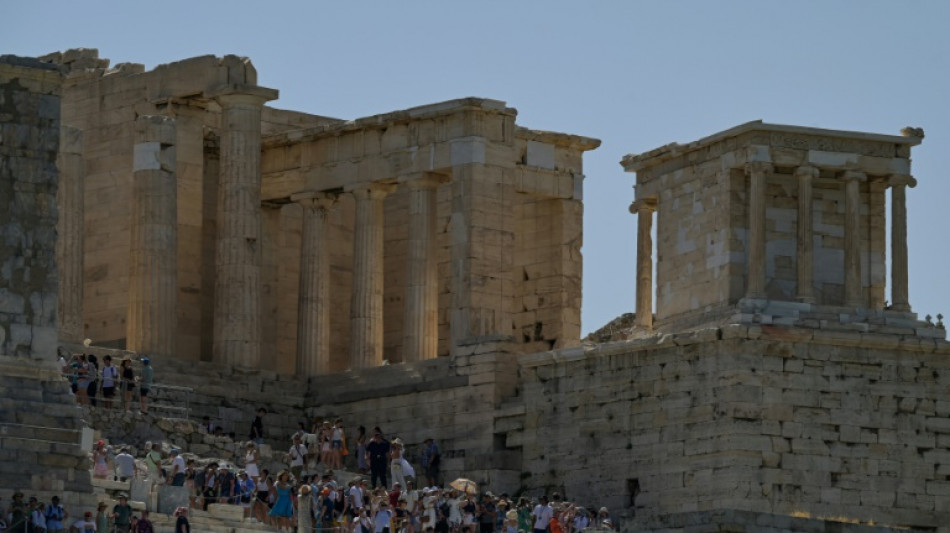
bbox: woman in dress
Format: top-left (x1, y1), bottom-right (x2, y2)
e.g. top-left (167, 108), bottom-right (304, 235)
top-left (120, 357), bottom-right (135, 413)
top-left (244, 442), bottom-right (261, 486)
top-left (297, 483), bottom-right (313, 533)
top-left (92, 440), bottom-right (109, 479)
top-left (268, 471), bottom-right (295, 532)
top-left (319, 421), bottom-right (333, 467)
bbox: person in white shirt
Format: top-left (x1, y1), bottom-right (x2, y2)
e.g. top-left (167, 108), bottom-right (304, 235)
top-left (72, 511), bottom-right (97, 533)
top-left (288, 434), bottom-right (308, 480)
top-left (168, 449), bottom-right (187, 486)
top-left (531, 496), bottom-right (553, 533)
top-left (115, 448), bottom-right (135, 481)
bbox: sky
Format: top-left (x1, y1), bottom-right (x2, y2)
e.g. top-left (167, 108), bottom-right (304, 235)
top-left (5, 1), bottom-right (949, 335)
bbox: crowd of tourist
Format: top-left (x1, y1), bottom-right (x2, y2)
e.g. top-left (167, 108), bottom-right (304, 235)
top-left (57, 348), bottom-right (153, 414)
top-left (0, 491), bottom-right (165, 533)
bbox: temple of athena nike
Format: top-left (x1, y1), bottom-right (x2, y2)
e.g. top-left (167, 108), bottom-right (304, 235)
top-left (2, 49), bottom-right (949, 532)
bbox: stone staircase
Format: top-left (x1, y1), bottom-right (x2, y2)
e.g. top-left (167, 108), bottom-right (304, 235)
top-left (0, 355), bottom-right (91, 493)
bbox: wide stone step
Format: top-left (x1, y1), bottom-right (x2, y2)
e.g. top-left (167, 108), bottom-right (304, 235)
top-left (0, 422), bottom-right (82, 443)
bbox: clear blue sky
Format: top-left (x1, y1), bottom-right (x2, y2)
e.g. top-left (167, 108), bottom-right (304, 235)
top-left (6, 1), bottom-right (949, 334)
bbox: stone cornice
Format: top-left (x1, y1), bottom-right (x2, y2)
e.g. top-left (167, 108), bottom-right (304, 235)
top-left (621, 120), bottom-right (922, 173)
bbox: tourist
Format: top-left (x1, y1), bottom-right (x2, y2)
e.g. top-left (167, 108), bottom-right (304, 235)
top-left (168, 449), bottom-right (186, 486)
top-left (115, 447), bottom-right (135, 481)
top-left (111, 495), bottom-right (132, 533)
top-left (570, 507), bottom-right (588, 533)
top-left (71, 511), bottom-right (96, 533)
top-left (390, 438), bottom-right (415, 490)
top-left (30, 499), bottom-right (47, 533)
top-left (477, 494), bottom-right (496, 533)
top-left (92, 441), bottom-right (109, 479)
top-left (144, 442), bottom-right (163, 482)
top-left (201, 416), bottom-right (215, 434)
top-left (93, 503), bottom-right (109, 533)
top-left (119, 357), bottom-right (135, 413)
top-left (331, 418), bottom-right (347, 469)
top-left (249, 407), bottom-right (266, 445)
top-left (73, 355), bottom-right (90, 405)
top-left (244, 441), bottom-right (261, 486)
top-left (254, 469), bottom-right (272, 523)
top-left (173, 507), bottom-right (189, 533)
top-left (298, 484), bottom-right (313, 533)
top-left (288, 434), bottom-right (308, 480)
top-left (421, 438), bottom-right (441, 487)
top-left (44, 496), bottom-right (67, 533)
top-left (6, 493), bottom-right (26, 533)
top-left (85, 354), bottom-right (99, 407)
top-left (138, 357), bottom-right (153, 414)
top-left (373, 501), bottom-right (394, 533)
top-left (318, 420), bottom-right (333, 466)
top-left (218, 465), bottom-right (236, 505)
top-left (268, 471), bottom-right (294, 532)
top-left (133, 511), bottom-right (153, 533)
top-left (356, 426), bottom-right (369, 474)
top-left (236, 471), bottom-right (255, 517)
top-left (100, 355), bottom-right (118, 409)
top-left (365, 431), bottom-right (390, 489)
top-left (531, 496), bottom-right (552, 533)
top-left (200, 464), bottom-right (218, 510)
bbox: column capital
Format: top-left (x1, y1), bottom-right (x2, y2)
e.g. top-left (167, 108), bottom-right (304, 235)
top-left (744, 161), bottom-right (773, 175)
top-left (629, 197), bottom-right (658, 214)
top-left (291, 190), bottom-right (338, 210)
top-left (794, 164), bottom-right (820, 180)
top-left (840, 169), bottom-right (867, 183)
top-left (888, 173), bottom-right (917, 188)
top-left (348, 182), bottom-right (397, 200)
top-left (210, 84), bottom-right (279, 107)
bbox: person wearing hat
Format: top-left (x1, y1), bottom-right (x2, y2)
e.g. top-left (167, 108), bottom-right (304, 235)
top-left (138, 357), bottom-right (153, 414)
top-left (44, 496), bottom-right (67, 533)
top-left (111, 495), bottom-right (132, 533)
top-left (287, 433), bottom-right (308, 480)
top-left (93, 502), bottom-right (109, 533)
top-left (72, 510), bottom-right (97, 533)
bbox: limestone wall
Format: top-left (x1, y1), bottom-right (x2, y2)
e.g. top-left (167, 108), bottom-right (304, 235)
top-left (0, 56), bottom-right (62, 357)
top-left (516, 326), bottom-right (950, 530)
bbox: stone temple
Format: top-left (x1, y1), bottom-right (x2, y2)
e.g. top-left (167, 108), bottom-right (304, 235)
top-left (1, 49), bottom-right (949, 532)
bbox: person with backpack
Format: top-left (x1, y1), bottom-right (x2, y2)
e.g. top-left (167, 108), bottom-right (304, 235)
top-left (44, 496), bottom-right (67, 533)
top-left (100, 355), bottom-right (118, 409)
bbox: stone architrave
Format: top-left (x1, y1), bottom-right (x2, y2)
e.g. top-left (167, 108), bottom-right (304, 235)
top-left (348, 183), bottom-right (396, 369)
top-left (211, 85), bottom-right (277, 369)
top-left (127, 116), bottom-right (178, 357)
top-left (745, 162), bottom-right (772, 299)
top-left (795, 165), bottom-right (819, 303)
top-left (630, 197), bottom-right (658, 330)
top-left (889, 174), bottom-right (917, 312)
top-left (57, 125), bottom-right (84, 343)
top-left (292, 191), bottom-right (337, 376)
top-left (402, 174), bottom-right (447, 362)
top-left (841, 170), bottom-right (867, 308)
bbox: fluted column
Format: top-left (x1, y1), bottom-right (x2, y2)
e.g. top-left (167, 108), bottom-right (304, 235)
top-left (293, 192), bottom-right (337, 376)
top-left (211, 86), bottom-right (277, 369)
top-left (795, 165), bottom-right (819, 303)
top-left (403, 175), bottom-right (446, 362)
top-left (745, 162), bottom-right (771, 299)
top-left (349, 183), bottom-right (396, 369)
top-left (56, 126), bottom-right (84, 343)
top-left (127, 116), bottom-right (178, 357)
top-left (630, 197), bottom-right (658, 330)
top-left (889, 174), bottom-right (916, 312)
top-left (842, 170), bottom-right (867, 308)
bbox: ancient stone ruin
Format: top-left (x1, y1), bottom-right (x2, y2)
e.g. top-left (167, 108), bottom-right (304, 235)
top-left (1, 48), bottom-right (949, 532)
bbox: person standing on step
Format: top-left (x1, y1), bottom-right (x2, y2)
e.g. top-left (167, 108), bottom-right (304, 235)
top-left (173, 507), bottom-right (190, 533)
top-left (138, 357), bottom-right (153, 414)
top-left (168, 449), bottom-right (186, 486)
top-left (133, 511), bottom-right (153, 533)
top-left (288, 434), bottom-right (308, 480)
top-left (119, 357), bottom-right (135, 413)
top-left (112, 495), bottom-right (133, 533)
top-left (365, 431), bottom-right (390, 489)
top-left (44, 496), bottom-right (67, 533)
top-left (100, 355), bottom-right (118, 409)
top-left (249, 407), bottom-right (266, 446)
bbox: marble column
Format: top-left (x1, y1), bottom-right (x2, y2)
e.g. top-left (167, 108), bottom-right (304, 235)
top-left (403, 175), bottom-right (446, 362)
top-left (349, 183), bottom-right (396, 369)
top-left (127, 116), bottom-right (178, 357)
top-left (629, 197), bottom-right (658, 330)
top-left (745, 162), bottom-right (771, 299)
top-left (56, 126), bottom-right (84, 343)
top-left (293, 192), bottom-right (337, 376)
top-left (889, 174), bottom-right (917, 312)
top-left (211, 86), bottom-right (277, 369)
top-left (795, 165), bottom-right (819, 303)
top-left (842, 170), bottom-right (867, 308)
